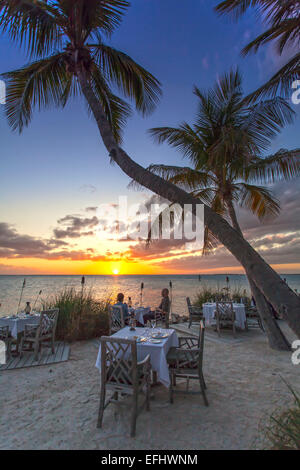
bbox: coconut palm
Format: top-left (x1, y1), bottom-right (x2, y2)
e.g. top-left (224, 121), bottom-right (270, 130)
top-left (148, 69), bottom-right (300, 348)
top-left (1, 1), bottom-right (300, 346)
top-left (215, 0), bottom-right (300, 100)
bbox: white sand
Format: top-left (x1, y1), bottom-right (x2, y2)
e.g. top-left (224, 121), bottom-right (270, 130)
top-left (0, 322), bottom-right (299, 450)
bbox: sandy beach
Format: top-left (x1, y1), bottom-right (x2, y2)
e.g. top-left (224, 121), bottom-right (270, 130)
top-left (1, 321), bottom-right (299, 450)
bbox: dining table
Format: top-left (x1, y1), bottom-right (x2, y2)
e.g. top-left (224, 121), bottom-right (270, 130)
top-left (130, 306), bottom-right (151, 325)
top-left (96, 326), bottom-right (179, 388)
top-left (202, 302), bottom-right (247, 329)
top-left (0, 313), bottom-right (41, 339)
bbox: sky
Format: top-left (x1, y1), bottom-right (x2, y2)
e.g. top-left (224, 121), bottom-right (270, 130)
top-left (0, 0), bottom-right (299, 275)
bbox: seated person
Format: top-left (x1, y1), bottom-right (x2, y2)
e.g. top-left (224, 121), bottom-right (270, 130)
top-left (113, 293), bottom-right (130, 322)
top-left (143, 288), bottom-right (170, 324)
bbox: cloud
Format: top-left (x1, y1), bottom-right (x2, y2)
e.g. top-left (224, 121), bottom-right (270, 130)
top-left (53, 215), bottom-right (99, 239)
top-left (0, 222), bottom-right (67, 259)
top-left (79, 184), bottom-right (96, 194)
top-left (201, 57), bottom-right (209, 70)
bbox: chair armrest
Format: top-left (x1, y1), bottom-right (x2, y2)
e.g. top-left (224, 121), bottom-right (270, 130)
top-left (189, 305), bottom-right (202, 313)
top-left (137, 354), bottom-right (151, 368)
top-left (178, 337), bottom-right (198, 348)
top-left (0, 325), bottom-right (9, 339)
top-left (24, 324), bottom-right (39, 336)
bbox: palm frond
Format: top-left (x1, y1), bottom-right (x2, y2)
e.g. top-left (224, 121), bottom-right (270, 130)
top-left (240, 97), bottom-right (295, 150)
top-left (92, 43), bottom-right (161, 115)
top-left (202, 226), bottom-right (220, 255)
top-left (2, 53), bottom-right (71, 132)
top-left (0, 0), bottom-right (63, 57)
top-left (149, 124), bottom-right (206, 166)
top-left (244, 148), bottom-right (300, 183)
top-left (215, 0), bottom-right (263, 19)
top-left (242, 18), bottom-right (300, 56)
top-left (59, 0), bottom-right (130, 37)
top-left (237, 182), bottom-right (280, 219)
top-left (88, 62), bottom-right (131, 143)
top-left (245, 53), bottom-right (300, 100)
top-left (147, 164), bottom-right (215, 190)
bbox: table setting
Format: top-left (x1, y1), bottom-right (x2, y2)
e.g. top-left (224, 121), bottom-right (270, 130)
top-left (96, 325), bottom-right (179, 387)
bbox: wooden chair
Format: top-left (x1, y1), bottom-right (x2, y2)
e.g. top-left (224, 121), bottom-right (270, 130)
top-left (215, 301), bottom-right (236, 338)
top-left (19, 309), bottom-right (59, 361)
top-left (245, 306), bottom-right (265, 332)
top-left (166, 320), bottom-right (208, 406)
top-left (186, 297), bottom-right (204, 328)
top-left (154, 307), bottom-right (170, 329)
top-left (97, 336), bottom-right (151, 437)
top-left (0, 326), bottom-right (12, 361)
top-left (109, 305), bottom-right (125, 335)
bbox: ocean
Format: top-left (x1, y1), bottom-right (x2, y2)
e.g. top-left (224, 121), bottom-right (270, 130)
top-left (0, 274), bottom-right (299, 317)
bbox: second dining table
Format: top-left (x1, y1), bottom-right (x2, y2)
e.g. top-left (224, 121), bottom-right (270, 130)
top-left (0, 313), bottom-right (41, 339)
top-left (95, 326), bottom-right (179, 388)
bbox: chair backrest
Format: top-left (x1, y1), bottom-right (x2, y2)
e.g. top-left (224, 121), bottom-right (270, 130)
top-left (109, 305), bottom-right (125, 334)
top-left (100, 336), bottom-right (137, 387)
top-left (176, 320), bottom-right (205, 370)
top-left (0, 325), bottom-right (9, 340)
top-left (216, 301), bottom-right (235, 320)
top-left (39, 309), bottom-right (59, 337)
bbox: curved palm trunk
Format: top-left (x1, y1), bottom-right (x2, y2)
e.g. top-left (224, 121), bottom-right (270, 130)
top-left (77, 71), bottom-right (300, 339)
top-left (227, 199), bottom-right (291, 350)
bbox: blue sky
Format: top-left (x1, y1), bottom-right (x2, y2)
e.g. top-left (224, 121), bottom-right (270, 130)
top-left (0, 1), bottom-right (299, 274)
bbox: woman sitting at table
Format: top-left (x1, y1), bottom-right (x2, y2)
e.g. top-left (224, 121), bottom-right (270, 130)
top-left (143, 288), bottom-right (170, 324)
top-left (113, 293), bottom-right (130, 322)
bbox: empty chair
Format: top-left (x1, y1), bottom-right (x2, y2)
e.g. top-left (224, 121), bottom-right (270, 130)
top-left (186, 297), bottom-right (204, 328)
top-left (245, 306), bottom-right (265, 332)
top-left (97, 336), bottom-right (151, 437)
top-left (19, 309), bottom-right (59, 361)
top-left (215, 301), bottom-right (236, 338)
top-left (166, 320), bottom-right (208, 406)
top-left (0, 326), bottom-right (12, 361)
top-left (109, 304), bottom-right (125, 335)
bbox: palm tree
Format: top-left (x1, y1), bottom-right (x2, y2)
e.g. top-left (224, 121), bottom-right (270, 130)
top-left (148, 70), bottom-right (300, 349)
top-left (1, 1), bottom-right (300, 344)
top-left (215, 0), bottom-right (300, 100)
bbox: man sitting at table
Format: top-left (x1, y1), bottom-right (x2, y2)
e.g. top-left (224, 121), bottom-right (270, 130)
top-left (143, 288), bottom-right (170, 325)
top-left (114, 293), bottom-right (130, 323)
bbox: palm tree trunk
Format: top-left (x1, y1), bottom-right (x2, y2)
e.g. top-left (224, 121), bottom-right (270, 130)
top-left (227, 199), bottom-right (291, 350)
top-left (77, 71), bottom-right (300, 339)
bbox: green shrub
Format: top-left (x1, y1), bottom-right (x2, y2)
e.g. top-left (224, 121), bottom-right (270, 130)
top-left (42, 288), bottom-right (110, 342)
top-left (264, 384), bottom-right (300, 450)
top-left (193, 284), bottom-right (251, 307)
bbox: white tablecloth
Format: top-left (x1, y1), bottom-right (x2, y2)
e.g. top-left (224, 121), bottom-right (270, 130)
top-left (132, 307), bottom-right (151, 325)
top-left (0, 314), bottom-right (41, 338)
top-left (203, 303), bottom-right (246, 329)
top-left (95, 326), bottom-right (179, 388)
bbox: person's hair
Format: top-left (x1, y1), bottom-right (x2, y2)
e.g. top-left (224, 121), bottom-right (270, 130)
top-left (161, 288), bottom-right (169, 297)
top-left (117, 293), bottom-right (124, 302)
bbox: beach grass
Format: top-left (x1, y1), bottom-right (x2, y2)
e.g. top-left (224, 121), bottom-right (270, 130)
top-left (264, 383), bottom-right (300, 450)
top-left (42, 288), bottom-right (110, 342)
top-left (193, 284), bottom-right (251, 306)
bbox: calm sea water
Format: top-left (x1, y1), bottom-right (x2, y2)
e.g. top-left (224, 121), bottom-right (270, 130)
top-left (0, 274), bottom-right (299, 317)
